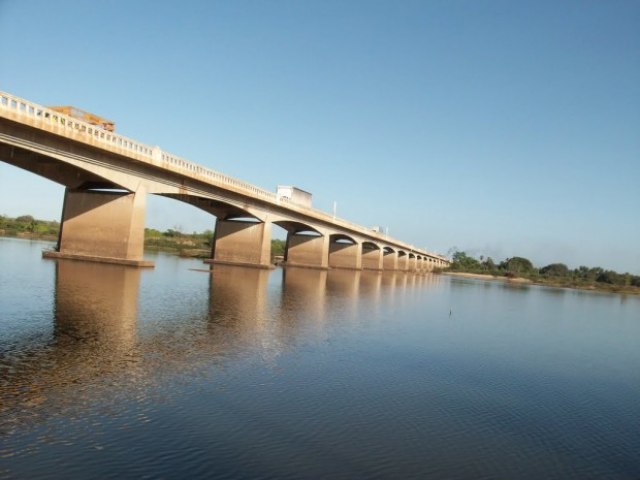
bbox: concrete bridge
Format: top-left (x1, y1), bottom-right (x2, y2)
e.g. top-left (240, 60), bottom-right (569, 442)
top-left (0, 91), bottom-right (449, 272)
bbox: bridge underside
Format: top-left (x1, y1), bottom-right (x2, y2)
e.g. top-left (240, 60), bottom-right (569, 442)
top-left (0, 143), bottom-right (120, 190)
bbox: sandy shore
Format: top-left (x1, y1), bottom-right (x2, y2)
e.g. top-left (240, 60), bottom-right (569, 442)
top-left (443, 271), bottom-right (532, 283)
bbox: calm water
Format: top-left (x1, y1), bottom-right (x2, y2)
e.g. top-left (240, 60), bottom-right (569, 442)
top-left (1, 237), bottom-right (639, 479)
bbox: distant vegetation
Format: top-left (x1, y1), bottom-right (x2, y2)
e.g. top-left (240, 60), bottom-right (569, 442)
top-left (0, 214), bottom-right (59, 240)
top-left (448, 250), bottom-right (640, 295)
top-left (144, 227), bottom-right (213, 257)
top-left (0, 214), bottom-right (286, 260)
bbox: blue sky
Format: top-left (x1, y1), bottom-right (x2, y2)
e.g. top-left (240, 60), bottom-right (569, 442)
top-left (1, 0), bottom-right (638, 273)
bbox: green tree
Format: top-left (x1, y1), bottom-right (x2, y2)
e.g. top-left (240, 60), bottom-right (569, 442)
top-left (500, 257), bottom-right (535, 276)
top-left (482, 257), bottom-right (496, 271)
top-left (540, 263), bottom-right (569, 277)
top-left (450, 251), bottom-right (482, 272)
top-left (271, 239), bottom-right (286, 257)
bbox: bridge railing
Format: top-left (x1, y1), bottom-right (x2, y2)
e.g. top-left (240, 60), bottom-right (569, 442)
top-left (0, 91), bottom-right (280, 203)
top-left (0, 91), bottom-right (446, 261)
top-left (0, 92), bottom-right (157, 155)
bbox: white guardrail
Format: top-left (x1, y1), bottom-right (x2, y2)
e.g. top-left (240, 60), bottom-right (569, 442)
top-left (0, 91), bottom-right (445, 261)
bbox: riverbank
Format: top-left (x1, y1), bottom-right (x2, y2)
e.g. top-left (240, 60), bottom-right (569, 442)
top-left (0, 231), bottom-right (57, 242)
top-left (0, 232), bottom-right (286, 262)
top-left (443, 271), bottom-right (531, 283)
top-left (443, 270), bottom-right (640, 296)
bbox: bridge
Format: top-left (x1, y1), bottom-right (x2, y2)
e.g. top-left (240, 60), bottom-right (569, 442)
top-left (0, 91), bottom-right (449, 272)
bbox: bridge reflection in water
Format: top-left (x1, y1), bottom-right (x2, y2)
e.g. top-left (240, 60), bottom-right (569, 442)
top-left (0, 259), bottom-right (442, 433)
top-left (54, 260), bottom-right (140, 352)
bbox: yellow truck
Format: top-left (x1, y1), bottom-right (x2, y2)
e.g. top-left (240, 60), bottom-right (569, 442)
top-left (48, 105), bottom-right (115, 132)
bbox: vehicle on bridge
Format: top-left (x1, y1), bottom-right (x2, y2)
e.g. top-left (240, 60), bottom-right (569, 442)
top-left (276, 185), bottom-right (312, 208)
top-left (48, 105), bottom-right (115, 132)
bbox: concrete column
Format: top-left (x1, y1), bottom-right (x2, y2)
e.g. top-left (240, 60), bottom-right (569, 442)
top-left (329, 240), bottom-right (362, 270)
top-left (285, 233), bottom-right (329, 269)
top-left (209, 219), bottom-right (272, 269)
top-left (382, 250), bottom-right (398, 271)
top-left (397, 253), bottom-right (409, 271)
top-left (44, 188), bottom-right (152, 267)
top-left (361, 245), bottom-right (383, 270)
top-left (407, 255), bottom-right (417, 272)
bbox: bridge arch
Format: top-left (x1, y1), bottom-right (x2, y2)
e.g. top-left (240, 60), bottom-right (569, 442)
top-left (157, 193), bottom-right (260, 222)
top-left (330, 233), bottom-right (358, 244)
top-left (0, 140), bottom-right (134, 191)
top-left (272, 220), bottom-right (322, 236)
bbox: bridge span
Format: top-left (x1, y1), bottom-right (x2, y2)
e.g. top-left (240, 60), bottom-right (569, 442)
top-left (0, 91), bottom-right (449, 272)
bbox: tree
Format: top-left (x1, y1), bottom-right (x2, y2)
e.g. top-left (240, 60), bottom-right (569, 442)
top-left (450, 251), bottom-right (482, 272)
top-left (540, 263), bottom-right (569, 277)
top-left (271, 239), bottom-right (286, 257)
top-left (500, 257), bottom-right (535, 276)
top-left (482, 257), bottom-right (496, 271)
top-left (596, 270), bottom-right (624, 285)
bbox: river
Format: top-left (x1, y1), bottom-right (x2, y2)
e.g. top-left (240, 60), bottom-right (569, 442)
top-left (1, 237), bottom-right (639, 479)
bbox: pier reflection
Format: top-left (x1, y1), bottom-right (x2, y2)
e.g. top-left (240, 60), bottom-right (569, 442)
top-left (326, 269), bottom-right (361, 324)
top-left (54, 260), bottom-right (140, 351)
top-left (206, 265), bottom-right (275, 355)
top-left (281, 267), bottom-right (327, 314)
top-left (208, 264), bottom-right (270, 326)
top-left (279, 267), bottom-right (329, 340)
top-left (359, 270), bottom-right (382, 299)
top-left (1, 260), bottom-right (142, 433)
top-left (1, 259), bottom-right (441, 434)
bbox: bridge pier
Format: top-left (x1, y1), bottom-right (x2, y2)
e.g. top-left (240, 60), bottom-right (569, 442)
top-left (397, 252), bottom-right (409, 272)
top-left (417, 258), bottom-right (427, 274)
top-left (329, 240), bottom-right (362, 270)
top-left (408, 255), bottom-right (417, 272)
top-left (383, 250), bottom-right (398, 271)
top-left (44, 188), bottom-right (153, 267)
top-left (362, 245), bottom-right (383, 271)
top-left (208, 219), bottom-right (273, 269)
top-left (418, 259), bottom-right (426, 273)
top-left (425, 258), bottom-right (433, 272)
top-left (284, 233), bottom-right (329, 269)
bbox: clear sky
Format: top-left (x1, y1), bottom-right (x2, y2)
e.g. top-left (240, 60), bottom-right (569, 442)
top-left (1, 0), bottom-right (638, 273)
